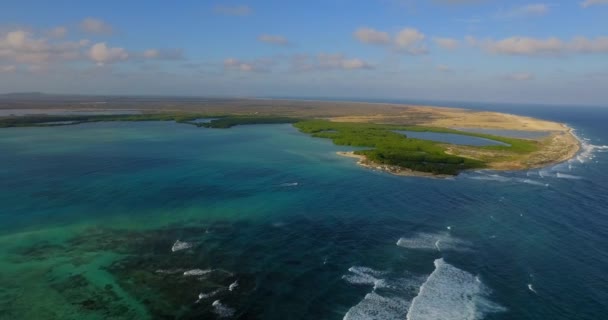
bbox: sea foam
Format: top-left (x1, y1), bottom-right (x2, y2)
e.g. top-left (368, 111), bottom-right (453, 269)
top-left (171, 240), bottom-right (193, 252)
top-left (342, 267), bottom-right (424, 320)
top-left (406, 259), bottom-right (506, 320)
top-left (396, 232), bottom-right (470, 252)
top-left (212, 300), bottom-right (235, 318)
top-left (343, 291), bottom-right (411, 320)
top-left (556, 172), bottom-right (583, 180)
top-left (183, 269), bottom-right (212, 276)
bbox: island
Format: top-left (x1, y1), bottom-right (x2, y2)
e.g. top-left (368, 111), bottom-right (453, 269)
top-left (0, 95), bottom-right (580, 177)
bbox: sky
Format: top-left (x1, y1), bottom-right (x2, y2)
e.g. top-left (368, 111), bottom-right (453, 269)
top-left (0, 0), bottom-right (607, 105)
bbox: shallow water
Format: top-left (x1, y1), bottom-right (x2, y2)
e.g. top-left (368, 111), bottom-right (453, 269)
top-left (396, 130), bottom-right (509, 146)
top-left (1, 106), bottom-right (607, 319)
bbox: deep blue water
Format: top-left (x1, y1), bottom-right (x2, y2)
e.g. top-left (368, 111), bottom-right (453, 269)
top-left (0, 104), bottom-right (607, 320)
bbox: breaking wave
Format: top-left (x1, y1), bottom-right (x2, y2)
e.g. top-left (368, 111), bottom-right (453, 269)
top-left (171, 240), bottom-right (193, 252)
top-left (396, 232), bottom-right (470, 252)
top-left (342, 267), bottom-right (425, 320)
top-left (556, 172), bottom-right (583, 180)
top-left (406, 259), bottom-right (506, 320)
top-left (183, 269), bottom-right (213, 276)
top-left (212, 300), bottom-right (235, 318)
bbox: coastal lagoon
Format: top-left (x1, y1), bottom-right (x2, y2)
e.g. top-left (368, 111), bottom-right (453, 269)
top-left (1, 106), bottom-right (608, 319)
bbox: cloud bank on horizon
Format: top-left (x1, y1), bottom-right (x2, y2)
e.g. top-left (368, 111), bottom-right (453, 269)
top-left (0, 0), bottom-right (607, 105)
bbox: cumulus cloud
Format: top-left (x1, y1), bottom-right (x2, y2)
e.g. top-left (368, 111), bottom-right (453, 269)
top-left (142, 48), bottom-right (184, 60)
top-left (503, 72), bottom-right (535, 81)
top-left (257, 34), bottom-right (290, 46)
top-left (497, 3), bottom-right (549, 19)
top-left (470, 36), bottom-right (608, 56)
top-left (0, 29), bottom-right (88, 65)
top-left (88, 42), bottom-right (128, 65)
top-left (47, 26), bottom-right (68, 38)
top-left (214, 5), bottom-right (253, 16)
top-left (581, 0), bottom-right (608, 8)
top-left (291, 53), bottom-right (373, 72)
top-left (80, 18), bottom-right (113, 35)
top-left (354, 27), bottom-right (391, 45)
top-left (224, 57), bottom-right (275, 72)
top-left (0, 65), bottom-right (17, 73)
top-left (434, 37), bottom-right (459, 49)
top-left (354, 27), bottom-right (428, 54)
top-left (394, 28), bottom-right (428, 54)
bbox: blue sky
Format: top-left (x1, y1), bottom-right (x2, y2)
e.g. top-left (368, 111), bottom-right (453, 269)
top-left (0, 0), bottom-right (607, 105)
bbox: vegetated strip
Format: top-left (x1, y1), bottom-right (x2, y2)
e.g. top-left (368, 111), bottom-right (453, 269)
top-left (0, 113), bottom-right (300, 128)
top-left (294, 120), bottom-right (539, 175)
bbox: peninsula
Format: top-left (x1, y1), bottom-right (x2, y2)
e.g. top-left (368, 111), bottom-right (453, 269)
top-left (0, 95), bottom-right (580, 176)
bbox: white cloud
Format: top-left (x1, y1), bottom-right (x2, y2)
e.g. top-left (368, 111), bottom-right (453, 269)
top-left (224, 57), bottom-right (275, 72)
top-left (0, 29), bottom-right (87, 65)
top-left (520, 3), bottom-right (549, 15)
top-left (258, 34), bottom-right (290, 46)
top-left (394, 28), bottom-right (428, 54)
top-left (214, 5), bottom-right (253, 16)
top-left (436, 64), bottom-right (452, 72)
top-left (290, 53), bottom-right (373, 72)
top-left (503, 72), bottom-right (535, 81)
top-left (0, 65), bottom-right (16, 73)
top-left (88, 42), bottom-right (128, 65)
top-left (47, 26), bottom-right (68, 38)
top-left (434, 37), bottom-right (459, 49)
top-left (353, 27), bottom-right (428, 54)
top-left (80, 18), bottom-right (113, 35)
top-left (581, 0), bottom-right (608, 8)
top-left (473, 36), bottom-right (608, 56)
top-left (142, 48), bottom-right (183, 60)
top-left (498, 3), bottom-right (549, 19)
top-left (354, 27), bottom-right (391, 45)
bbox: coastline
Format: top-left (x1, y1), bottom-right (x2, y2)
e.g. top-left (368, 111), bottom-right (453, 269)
top-left (336, 151), bottom-right (454, 179)
top-left (336, 123), bottom-right (582, 178)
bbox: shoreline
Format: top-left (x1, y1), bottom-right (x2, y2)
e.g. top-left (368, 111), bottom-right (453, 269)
top-left (337, 123), bottom-right (582, 178)
top-left (336, 151), bottom-right (454, 179)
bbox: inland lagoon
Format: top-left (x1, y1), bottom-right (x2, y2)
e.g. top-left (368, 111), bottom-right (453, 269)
top-left (1, 104), bottom-right (607, 319)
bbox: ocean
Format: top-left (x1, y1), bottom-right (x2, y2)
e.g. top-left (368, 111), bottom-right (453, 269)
top-left (0, 103), bottom-right (606, 319)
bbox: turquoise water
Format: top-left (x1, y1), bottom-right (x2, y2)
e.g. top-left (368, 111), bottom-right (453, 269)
top-left (396, 130), bottom-right (509, 146)
top-left (1, 107), bottom-right (608, 319)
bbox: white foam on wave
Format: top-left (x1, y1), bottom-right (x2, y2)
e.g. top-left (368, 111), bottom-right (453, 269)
top-left (517, 178), bottom-right (549, 187)
top-left (396, 232), bottom-right (470, 252)
top-left (229, 280), bottom-right (238, 291)
top-left (342, 266), bottom-right (388, 290)
top-left (155, 268), bottom-right (184, 275)
top-left (556, 172), bottom-right (583, 180)
top-left (468, 172), bottom-right (549, 187)
top-left (344, 292), bottom-right (411, 320)
top-left (406, 259), bottom-right (506, 320)
top-left (183, 269), bottom-right (213, 276)
top-left (528, 284), bottom-right (537, 294)
top-left (279, 182), bottom-right (299, 187)
top-left (195, 289), bottom-right (222, 303)
top-left (468, 174), bottom-right (511, 182)
top-left (212, 300), bottom-right (235, 318)
top-left (171, 240), bottom-right (193, 252)
top-left (342, 267), bottom-right (425, 320)
top-left (571, 130), bottom-right (608, 164)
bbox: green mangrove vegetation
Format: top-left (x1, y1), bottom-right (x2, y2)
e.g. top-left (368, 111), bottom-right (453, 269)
top-left (294, 120), bottom-right (539, 175)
